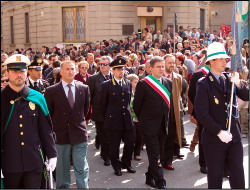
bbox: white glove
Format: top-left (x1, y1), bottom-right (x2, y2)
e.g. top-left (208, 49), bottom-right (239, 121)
top-left (47, 157), bottom-right (57, 171)
top-left (217, 130), bottom-right (232, 143)
top-left (1, 169), bottom-right (3, 178)
top-left (231, 72), bottom-right (240, 84)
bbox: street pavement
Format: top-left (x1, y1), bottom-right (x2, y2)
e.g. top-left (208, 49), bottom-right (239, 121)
top-left (64, 113), bottom-right (249, 189)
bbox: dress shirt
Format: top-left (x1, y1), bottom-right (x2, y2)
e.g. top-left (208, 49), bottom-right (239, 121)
top-left (114, 77), bottom-right (123, 87)
top-left (62, 80), bottom-right (76, 101)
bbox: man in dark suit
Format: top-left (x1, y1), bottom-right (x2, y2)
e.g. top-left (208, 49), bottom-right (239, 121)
top-left (1, 54), bottom-right (57, 188)
top-left (133, 56), bottom-right (172, 189)
top-left (26, 59), bottom-right (50, 94)
top-left (195, 42), bottom-right (249, 189)
top-left (44, 60), bottom-right (90, 189)
top-left (87, 56), bottom-right (113, 166)
top-left (188, 63), bottom-right (210, 174)
top-left (100, 56), bottom-right (136, 176)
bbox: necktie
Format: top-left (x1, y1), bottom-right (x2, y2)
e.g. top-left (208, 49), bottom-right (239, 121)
top-left (67, 84), bottom-right (74, 109)
top-left (219, 76), bottom-right (224, 91)
top-left (105, 75), bottom-right (109, 80)
top-left (119, 81), bottom-right (122, 86)
top-left (34, 82), bottom-right (39, 91)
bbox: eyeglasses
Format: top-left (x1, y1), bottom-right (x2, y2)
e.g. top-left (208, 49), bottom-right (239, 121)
top-left (1, 79), bottom-right (9, 83)
top-left (99, 63), bottom-right (109, 66)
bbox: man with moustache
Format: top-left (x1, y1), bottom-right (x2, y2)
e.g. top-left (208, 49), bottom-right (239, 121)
top-left (133, 56), bottom-right (172, 189)
top-left (26, 59), bottom-right (50, 94)
top-left (1, 54), bottom-right (57, 188)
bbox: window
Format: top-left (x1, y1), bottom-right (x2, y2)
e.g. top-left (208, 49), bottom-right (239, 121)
top-left (200, 9), bottom-right (205, 32)
top-left (62, 7), bottom-right (85, 42)
top-left (10, 16), bottom-right (14, 44)
top-left (122, 25), bottom-right (134, 36)
top-left (25, 13), bottom-right (30, 43)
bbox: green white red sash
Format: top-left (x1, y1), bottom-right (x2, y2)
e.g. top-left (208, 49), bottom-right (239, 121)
top-left (201, 65), bottom-right (211, 75)
top-left (143, 75), bottom-right (171, 108)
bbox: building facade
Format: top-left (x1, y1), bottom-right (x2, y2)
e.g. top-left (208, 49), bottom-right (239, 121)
top-left (1, 1), bottom-right (234, 52)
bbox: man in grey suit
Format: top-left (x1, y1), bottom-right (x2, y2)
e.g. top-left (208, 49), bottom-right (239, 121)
top-left (44, 60), bottom-right (90, 189)
top-left (87, 56), bottom-right (113, 166)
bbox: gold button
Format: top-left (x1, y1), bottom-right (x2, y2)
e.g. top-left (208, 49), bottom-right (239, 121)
top-left (122, 93), bottom-right (124, 95)
top-left (20, 124), bottom-right (23, 127)
top-left (110, 116), bottom-right (112, 118)
top-left (20, 115), bottom-right (23, 118)
top-left (33, 113), bottom-right (36, 116)
top-left (123, 113), bottom-right (125, 115)
top-left (20, 132), bottom-right (24, 135)
top-left (123, 106), bottom-right (125, 108)
top-left (122, 99), bottom-right (124, 101)
top-left (225, 110), bottom-right (227, 112)
top-left (21, 142), bottom-right (24, 146)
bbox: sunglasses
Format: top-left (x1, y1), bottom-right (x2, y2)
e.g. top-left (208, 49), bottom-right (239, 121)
top-left (99, 63), bottom-right (109, 66)
top-left (1, 79), bottom-right (9, 83)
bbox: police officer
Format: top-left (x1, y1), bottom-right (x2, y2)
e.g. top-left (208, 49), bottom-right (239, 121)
top-left (26, 59), bottom-right (50, 94)
top-left (1, 54), bottom-right (57, 188)
top-left (195, 42), bottom-right (249, 189)
top-left (100, 56), bottom-right (136, 176)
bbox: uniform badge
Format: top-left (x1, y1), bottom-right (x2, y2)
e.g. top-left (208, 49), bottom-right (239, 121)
top-left (119, 60), bottom-right (121, 63)
top-left (209, 76), bottom-right (214, 82)
top-left (16, 56), bottom-right (21, 62)
top-left (10, 100), bottom-right (14, 104)
top-left (29, 102), bottom-right (36, 110)
top-left (214, 97), bottom-right (219, 104)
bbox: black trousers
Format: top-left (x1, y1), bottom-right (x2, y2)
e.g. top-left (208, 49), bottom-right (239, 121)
top-left (180, 111), bottom-right (187, 145)
top-left (144, 130), bottom-right (167, 184)
top-left (95, 121), bottom-right (110, 161)
top-left (203, 141), bottom-right (245, 189)
top-left (133, 122), bottom-right (144, 157)
top-left (160, 123), bottom-right (176, 165)
top-left (198, 122), bottom-right (206, 168)
top-left (3, 170), bottom-right (43, 189)
top-left (109, 129), bottom-right (134, 171)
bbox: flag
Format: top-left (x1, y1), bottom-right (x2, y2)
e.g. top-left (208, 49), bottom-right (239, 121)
top-left (230, 1), bottom-right (249, 72)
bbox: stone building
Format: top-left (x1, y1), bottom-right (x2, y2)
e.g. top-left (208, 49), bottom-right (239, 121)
top-left (1, 1), bottom-right (234, 51)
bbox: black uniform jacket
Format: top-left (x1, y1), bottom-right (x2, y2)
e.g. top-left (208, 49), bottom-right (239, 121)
top-left (195, 72), bottom-right (249, 145)
top-left (188, 70), bottom-right (206, 118)
top-left (1, 85), bottom-right (57, 173)
top-left (133, 77), bottom-right (172, 136)
top-left (87, 71), bottom-right (112, 122)
top-left (100, 78), bottom-right (133, 131)
top-left (44, 80), bottom-right (90, 145)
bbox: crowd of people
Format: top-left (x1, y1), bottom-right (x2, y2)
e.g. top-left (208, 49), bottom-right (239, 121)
top-left (1, 25), bottom-right (249, 189)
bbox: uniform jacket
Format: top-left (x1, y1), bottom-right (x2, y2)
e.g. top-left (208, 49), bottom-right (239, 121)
top-left (44, 80), bottom-right (90, 145)
top-left (133, 77), bottom-right (172, 136)
top-left (100, 78), bottom-right (133, 131)
top-left (195, 72), bottom-right (249, 144)
top-left (1, 85), bottom-right (57, 173)
top-left (87, 72), bottom-right (112, 122)
top-left (26, 78), bottom-right (50, 94)
top-left (188, 70), bottom-right (206, 118)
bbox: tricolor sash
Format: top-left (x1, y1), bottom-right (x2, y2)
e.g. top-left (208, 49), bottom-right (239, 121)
top-left (201, 65), bottom-right (211, 75)
top-left (143, 75), bottom-right (171, 108)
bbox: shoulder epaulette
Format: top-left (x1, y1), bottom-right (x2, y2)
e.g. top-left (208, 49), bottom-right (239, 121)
top-left (198, 76), bottom-right (206, 82)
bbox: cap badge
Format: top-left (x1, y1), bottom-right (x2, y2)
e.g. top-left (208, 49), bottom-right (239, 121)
top-left (37, 59), bottom-right (42, 64)
top-left (209, 76), bottom-right (214, 82)
top-left (119, 60), bottom-right (121, 63)
top-left (16, 56), bottom-right (21, 62)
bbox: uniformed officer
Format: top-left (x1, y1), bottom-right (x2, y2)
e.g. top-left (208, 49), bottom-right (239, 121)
top-left (1, 54), bottom-right (57, 189)
top-left (26, 59), bottom-right (50, 94)
top-left (100, 56), bottom-right (136, 176)
top-left (195, 42), bottom-right (249, 189)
